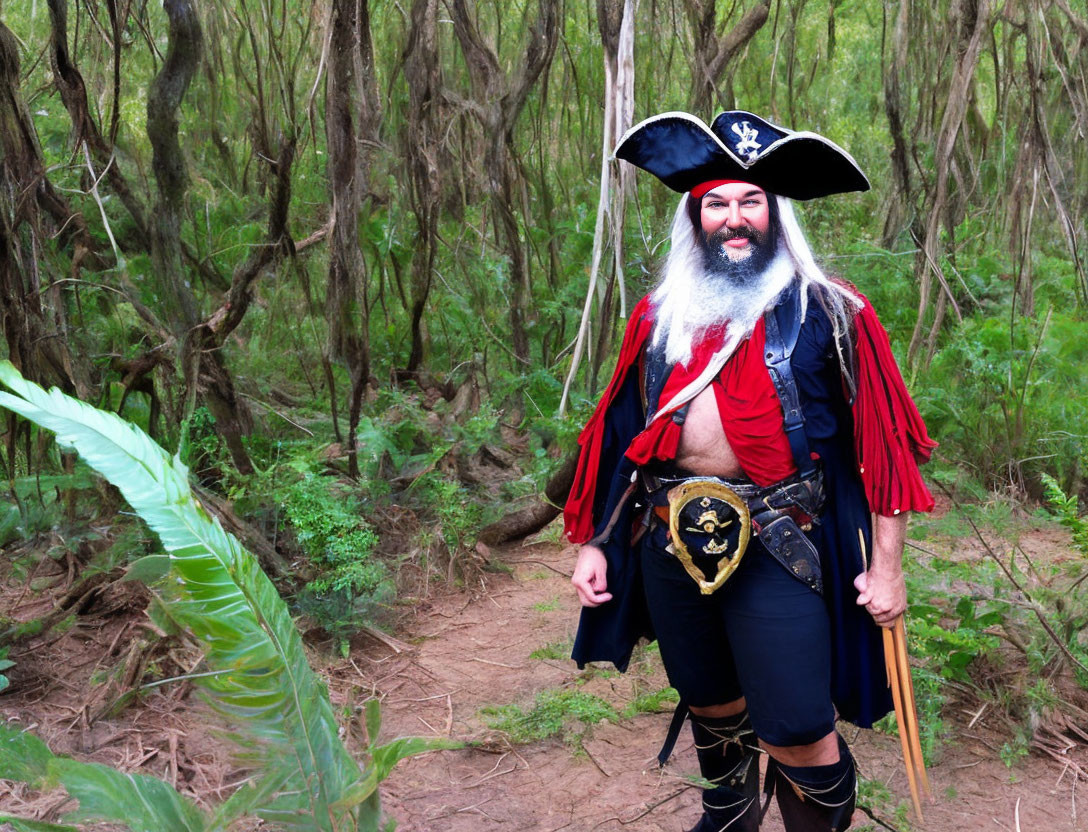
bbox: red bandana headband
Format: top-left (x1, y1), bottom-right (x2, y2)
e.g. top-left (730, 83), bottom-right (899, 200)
top-left (690, 179), bottom-right (747, 199)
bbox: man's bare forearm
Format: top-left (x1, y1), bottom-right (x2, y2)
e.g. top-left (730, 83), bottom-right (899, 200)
top-left (870, 512), bottom-right (907, 575)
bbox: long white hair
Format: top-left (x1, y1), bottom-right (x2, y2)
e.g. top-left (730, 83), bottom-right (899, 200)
top-left (650, 194), bottom-right (863, 367)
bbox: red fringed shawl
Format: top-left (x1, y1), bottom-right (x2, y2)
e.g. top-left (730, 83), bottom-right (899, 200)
top-left (563, 292), bottom-right (936, 544)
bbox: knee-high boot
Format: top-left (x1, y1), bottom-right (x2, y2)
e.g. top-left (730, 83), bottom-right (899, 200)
top-left (685, 710), bottom-right (761, 832)
top-left (767, 734), bottom-right (856, 832)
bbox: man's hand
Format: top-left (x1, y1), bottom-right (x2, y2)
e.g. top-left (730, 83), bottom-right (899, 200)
top-left (854, 568), bottom-right (906, 628)
top-left (571, 544), bottom-right (613, 607)
top-left (854, 512), bottom-right (909, 628)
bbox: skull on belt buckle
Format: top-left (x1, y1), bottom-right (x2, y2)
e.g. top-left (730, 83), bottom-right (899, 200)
top-left (667, 479), bottom-right (751, 595)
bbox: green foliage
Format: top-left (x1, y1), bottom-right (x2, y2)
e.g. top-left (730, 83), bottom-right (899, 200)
top-left (909, 594), bottom-right (1003, 684)
top-left (481, 689), bottom-right (619, 745)
top-left (529, 639), bottom-right (572, 660)
top-left (0, 363), bottom-right (454, 831)
top-left (1038, 476), bottom-right (1088, 686)
top-left (0, 647), bottom-right (13, 693)
top-left (856, 775), bottom-right (915, 831)
top-left (622, 686), bottom-right (679, 717)
top-left (901, 481), bottom-right (1088, 764)
top-left (999, 732), bottom-right (1031, 767)
top-left (0, 722), bottom-right (206, 831)
top-left (889, 555), bottom-right (1006, 761)
top-left (281, 473), bottom-right (390, 651)
top-left (413, 472), bottom-right (483, 557)
top-left (0, 467), bottom-right (101, 549)
top-left (531, 595), bottom-right (561, 613)
top-left (350, 390), bottom-right (495, 568)
top-left (0, 818), bottom-right (82, 832)
top-left (89, 519), bottom-right (158, 577)
top-left (920, 309), bottom-right (1088, 494)
top-left (1041, 473), bottom-right (1088, 555)
top-left (179, 406), bottom-right (223, 481)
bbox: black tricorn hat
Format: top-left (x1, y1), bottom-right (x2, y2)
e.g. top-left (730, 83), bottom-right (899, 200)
top-left (613, 110), bottom-right (869, 201)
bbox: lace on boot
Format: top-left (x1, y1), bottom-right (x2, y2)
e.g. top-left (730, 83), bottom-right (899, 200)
top-left (768, 734), bottom-right (857, 832)
top-left (685, 711), bottom-right (762, 832)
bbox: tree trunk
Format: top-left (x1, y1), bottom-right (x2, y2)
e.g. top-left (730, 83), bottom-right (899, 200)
top-left (560, 0), bottom-right (637, 413)
top-left (147, 0), bottom-right (255, 474)
top-left (881, 0), bottom-right (914, 247)
top-left (0, 22), bottom-right (86, 392)
top-left (48, 0), bottom-right (151, 243)
top-left (325, 0), bottom-right (380, 478)
top-left (907, 0), bottom-right (988, 365)
top-left (476, 452), bottom-right (579, 546)
top-left (147, 0), bottom-right (203, 343)
top-left (685, 0), bottom-right (770, 113)
top-left (448, 0), bottom-right (560, 372)
top-left (403, 0), bottom-right (441, 376)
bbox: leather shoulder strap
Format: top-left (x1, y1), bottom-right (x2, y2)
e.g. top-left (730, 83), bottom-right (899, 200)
top-left (764, 281), bottom-right (817, 479)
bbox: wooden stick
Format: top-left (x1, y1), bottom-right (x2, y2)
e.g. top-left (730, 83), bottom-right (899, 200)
top-left (894, 617), bottom-right (932, 798)
top-left (884, 626), bottom-right (925, 822)
top-left (861, 527), bottom-right (927, 819)
top-left (892, 621), bottom-right (924, 797)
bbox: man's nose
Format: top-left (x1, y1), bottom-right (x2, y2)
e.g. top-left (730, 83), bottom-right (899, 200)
top-left (725, 201), bottom-right (743, 227)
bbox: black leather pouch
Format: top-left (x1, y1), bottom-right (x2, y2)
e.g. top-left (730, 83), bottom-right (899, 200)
top-left (758, 515), bottom-right (823, 595)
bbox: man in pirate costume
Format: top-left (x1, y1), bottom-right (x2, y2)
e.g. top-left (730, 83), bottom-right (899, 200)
top-left (564, 111), bottom-right (937, 832)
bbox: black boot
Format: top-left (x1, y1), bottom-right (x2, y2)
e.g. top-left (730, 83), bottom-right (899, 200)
top-left (685, 711), bottom-right (761, 832)
top-left (768, 735), bottom-right (856, 832)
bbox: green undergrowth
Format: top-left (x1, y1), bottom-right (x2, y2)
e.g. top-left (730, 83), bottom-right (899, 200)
top-left (856, 777), bottom-right (915, 831)
top-left (480, 688), bottom-right (619, 747)
top-left (281, 474), bottom-right (391, 655)
top-left (893, 474), bottom-right (1088, 765)
top-left (623, 685), bottom-right (679, 717)
top-left (479, 678), bottom-right (677, 752)
top-left (529, 639), bottom-right (573, 660)
top-left (843, 237), bottom-right (1088, 500)
top-left (0, 363), bottom-right (456, 831)
top-left (0, 647), bottom-right (13, 692)
top-left (148, 384), bottom-right (576, 649)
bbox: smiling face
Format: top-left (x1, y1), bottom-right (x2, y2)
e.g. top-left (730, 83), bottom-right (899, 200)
top-left (699, 182), bottom-right (772, 263)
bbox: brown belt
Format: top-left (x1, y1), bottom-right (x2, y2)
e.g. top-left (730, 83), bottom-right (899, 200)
top-left (652, 501), bottom-right (812, 534)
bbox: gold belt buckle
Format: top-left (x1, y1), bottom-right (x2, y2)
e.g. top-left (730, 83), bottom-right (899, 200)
top-left (666, 479), bottom-right (752, 595)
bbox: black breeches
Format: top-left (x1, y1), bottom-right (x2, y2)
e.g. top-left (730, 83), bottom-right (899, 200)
top-left (640, 523), bottom-right (836, 748)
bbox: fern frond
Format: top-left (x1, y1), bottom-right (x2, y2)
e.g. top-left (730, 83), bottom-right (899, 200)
top-left (0, 362), bottom-right (361, 829)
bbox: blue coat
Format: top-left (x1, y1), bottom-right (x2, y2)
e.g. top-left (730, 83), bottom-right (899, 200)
top-left (570, 294), bottom-right (894, 730)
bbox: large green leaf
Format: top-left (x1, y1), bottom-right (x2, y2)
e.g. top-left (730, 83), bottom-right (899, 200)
top-left (0, 362), bottom-right (361, 829)
top-left (0, 817), bottom-right (81, 832)
top-left (53, 759), bottom-right (206, 832)
top-left (0, 723), bottom-right (205, 832)
top-left (0, 722), bottom-right (53, 784)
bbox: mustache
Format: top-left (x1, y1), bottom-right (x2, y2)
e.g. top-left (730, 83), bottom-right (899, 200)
top-left (707, 225), bottom-right (767, 245)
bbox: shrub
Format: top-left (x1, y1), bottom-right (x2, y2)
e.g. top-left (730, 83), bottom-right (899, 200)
top-left (280, 474), bottom-right (391, 651)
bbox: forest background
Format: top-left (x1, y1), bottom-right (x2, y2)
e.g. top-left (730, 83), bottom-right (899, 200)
top-left (1, 0), bottom-right (1088, 827)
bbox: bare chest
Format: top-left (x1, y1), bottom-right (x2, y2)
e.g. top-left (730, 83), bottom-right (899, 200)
top-left (673, 384), bottom-right (744, 477)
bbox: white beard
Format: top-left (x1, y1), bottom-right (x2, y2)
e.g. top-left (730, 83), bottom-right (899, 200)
top-left (640, 194), bottom-right (865, 427)
top-left (650, 242), bottom-right (796, 367)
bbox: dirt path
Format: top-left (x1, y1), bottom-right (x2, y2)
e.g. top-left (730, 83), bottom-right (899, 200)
top-left (2, 536), bottom-right (1085, 831)
top-left (348, 540), bottom-right (1084, 832)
